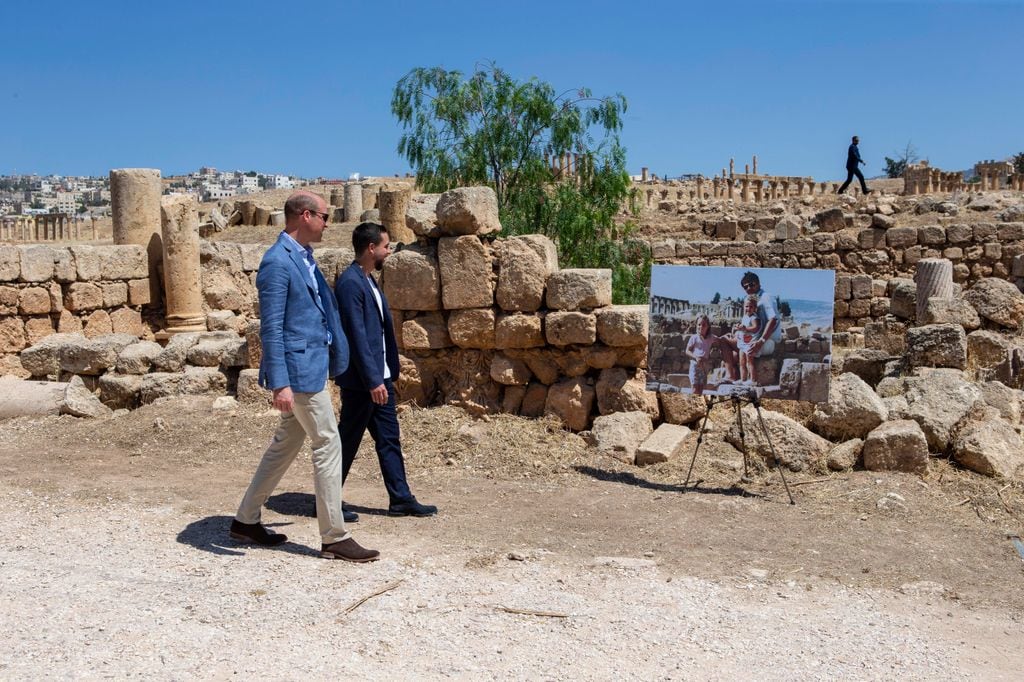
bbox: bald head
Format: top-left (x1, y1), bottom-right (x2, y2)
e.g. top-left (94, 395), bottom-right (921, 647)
top-left (284, 191), bottom-right (324, 220)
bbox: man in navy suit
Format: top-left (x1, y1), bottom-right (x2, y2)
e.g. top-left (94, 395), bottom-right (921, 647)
top-left (838, 135), bottom-right (870, 195)
top-left (335, 222), bottom-right (437, 518)
top-left (232, 192), bottom-right (379, 562)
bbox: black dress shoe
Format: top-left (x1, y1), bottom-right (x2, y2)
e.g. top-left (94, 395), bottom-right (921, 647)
top-left (229, 519), bottom-right (287, 546)
top-left (342, 504), bottom-right (359, 523)
top-left (388, 498), bottom-right (438, 517)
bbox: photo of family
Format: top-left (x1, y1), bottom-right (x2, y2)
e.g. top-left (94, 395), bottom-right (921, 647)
top-left (647, 265), bottom-right (835, 404)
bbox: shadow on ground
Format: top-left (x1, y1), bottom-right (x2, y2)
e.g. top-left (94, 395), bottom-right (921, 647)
top-left (176, 514), bottom-right (317, 557)
top-left (573, 465), bottom-right (762, 499)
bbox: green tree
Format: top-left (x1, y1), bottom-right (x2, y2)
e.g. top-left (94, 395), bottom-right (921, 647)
top-left (711, 292), bottom-right (721, 304)
top-left (883, 141), bottom-right (920, 179)
top-left (1012, 152), bottom-right (1024, 176)
top-left (391, 63), bottom-right (648, 303)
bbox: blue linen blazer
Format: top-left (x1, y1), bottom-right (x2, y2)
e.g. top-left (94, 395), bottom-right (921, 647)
top-left (333, 262), bottom-right (400, 391)
top-left (256, 232), bottom-right (349, 393)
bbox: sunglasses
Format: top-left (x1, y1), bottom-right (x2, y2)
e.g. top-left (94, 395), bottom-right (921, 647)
top-left (307, 210), bottom-right (329, 222)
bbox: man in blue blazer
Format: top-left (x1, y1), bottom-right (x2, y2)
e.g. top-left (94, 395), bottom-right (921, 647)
top-left (335, 222), bottom-right (437, 517)
top-left (232, 192), bottom-right (379, 562)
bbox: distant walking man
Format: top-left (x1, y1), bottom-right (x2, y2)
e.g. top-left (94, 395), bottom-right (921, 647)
top-left (231, 191), bottom-right (379, 562)
top-left (838, 135), bottom-right (870, 195)
top-left (334, 222), bottom-right (437, 518)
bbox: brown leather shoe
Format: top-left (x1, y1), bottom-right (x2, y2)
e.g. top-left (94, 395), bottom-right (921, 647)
top-left (229, 519), bottom-right (287, 546)
top-left (320, 537), bottom-right (380, 562)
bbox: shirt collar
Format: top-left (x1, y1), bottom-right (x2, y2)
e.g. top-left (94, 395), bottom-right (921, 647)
top-left (281, 231), bottom-right (314, 259)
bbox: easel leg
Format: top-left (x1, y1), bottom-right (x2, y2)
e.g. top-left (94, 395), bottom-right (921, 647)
top-left (682, 397), bottom-right (716, 490)
top-left (734, 398), bottom-right (751, 481)
top-left (752, 403), bottom-right (796, 505)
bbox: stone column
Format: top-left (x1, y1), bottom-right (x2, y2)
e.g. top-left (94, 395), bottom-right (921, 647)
top-left (741, 178), bottom-right (750, 203)
top-left (729, 159), bottom-right (735, 177)
top-left (712, 177), bottom-right (721, 198)
top-left (91, 217), bottom-right (97, 240)
top-left (696, 177), bottom-right (704, 200)
top-left (753, 180), bottom-right (763, 202)
top-left (914, 258), bottom-right (954, 321)
top-left (160, 195), bottom-right (206, 334)
top-left (769, 180), bottom-right (779, 200)
top-left (379, 188), bottom-right (414, 244)
top-left (344, 183), bottom-right (363, 223)
top-left (781, 179), bottom-right (791, 197)
top-left (645, 189), bottom-right (653, 206)
top-left (329, 188), bottom-right (344, 207)
top-left (752, 155), bottom-right (758, 175)
top-left (362, 183), bottom-right (380, 210)
top-left (641, 167), bottom-right (649, 182)
top-left (111, 168), bottom-right (163, 302)
top-left (727, 179), bottom-right (734, 201)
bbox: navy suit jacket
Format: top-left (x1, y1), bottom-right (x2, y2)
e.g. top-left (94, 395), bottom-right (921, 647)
top-left (334, 262), bottom-right (400, 391)
top-left (256, 232), bottom-right (349, 393)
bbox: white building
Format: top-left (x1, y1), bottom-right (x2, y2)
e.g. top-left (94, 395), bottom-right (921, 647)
top-left (267, 175), bottom-right (294, 190)
top-left (55, 192), bottom-right (79, 214)
top-left (203, 186), bottom-right (237, 201)
top-left (240, 175), bottom-right (259, 192)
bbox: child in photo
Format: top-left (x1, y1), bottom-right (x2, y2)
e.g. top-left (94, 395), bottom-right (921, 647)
top-left (733, 294), bottom-right (761, 386)
top-left (685, 314), bottom-right (717, 395)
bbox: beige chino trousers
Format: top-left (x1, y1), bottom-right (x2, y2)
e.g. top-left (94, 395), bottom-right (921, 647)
top-left (236, 384), bottom-right (349, 544)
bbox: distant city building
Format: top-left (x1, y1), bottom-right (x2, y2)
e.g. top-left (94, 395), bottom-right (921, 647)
top-left (240, 175), bottom-right (258, 192)
top-left (267, 175), bottom-right (294, 190)
top-left (55, 191), bottom-right (79, 214)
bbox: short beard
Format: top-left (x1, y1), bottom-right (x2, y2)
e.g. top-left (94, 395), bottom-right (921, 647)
top-left (374, 257), bottom-right (385, 272)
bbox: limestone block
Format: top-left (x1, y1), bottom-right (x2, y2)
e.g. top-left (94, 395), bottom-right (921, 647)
top-left (726, 406), bottom-right (830, 472)
top-left (813, 208), bottom-right (845, 232)
top-left (519, 350), bottom-right (560, 385)
top-left (20, 246), bottom-right (54, 282)
top-left (595, 367), bottom-right (659, 417)
top-left (584, 346), bottom-right (618, 370)
top-left (797, 362), bottom-right (830, 404)
top-left (903, 369), bottom-right (981, 451)
top-left (24, 317), bottom-right (55, 345)
top-left (18, 287), bottom-right (51, 315)
top-left (590, 411), bottom-right (653, 464)
top-left (203, 269), bottom-right (248, 312)
top-left (636, 423), bottom-right (690, 465)
top-left (406, 193), bottom-right (441, 238)
top-left (236, 368), bottom-right (271, 405)
top-left (596, 305), bottom-right (648, 347)
top-left (495, 313), bottom-right (544, 349)
top-left (920, 298), bottom-right (979, 330)
top-left (98, 373), bottom-right (143, 409)
top-left (659, 391), bottom-right (707, 425)
top-left (0, 247), bottom-right (20, 281)
top-left (69, 245), bottom-right (102, 281)
top-left (139, 373), bottom-right (183, 404)
top-left (850, 275), bottom-right (873, 299)
top-left (809, 372), bottom-right (887, 440)
top-left (116, 341), bottom-right (163, 374)
top-left (152, 332), bottom-right (200, 372)
top-left (826, 438), bottom-right (863, 471)
top-left (0, 318), bottom-right (26, 354)
top-left (244, 320), bottom-right (262, 369)
top-left (438, 236), bottom-right (494, 309)
top-left (978, 381), bottom-right (1022, 424)
top-left (180, 366), bottom-right (227, 396)
top-left (954, 417), bottom-right (1024, 478)
top-left (521, 382), bottom-right (548, 418)
top-left (496, 237), bottom-right (549, 312)
top-left (0, 286), bottom-right (17, 315)
top-left (0, 376), bottom-right (65, 417)
top-left (889, 279), bottom-right (916, 320)
top-left (239, 244), bottom-right (269, 272)
top-left (435, 186), bottom-right (501, 236)
top-left (963, 278), bottom-right (1024, 328)
top-left (886, 227), bottom-right (918, 248)
top-left (61, 375), bottom-right (113, 419)
top-left (52, 249), bottom-right (75, 283)
top-left (402, 312), bottom-right (451, 350)
top-left (187, 334), bottom-right (246, 367)
top-left (966, 330), bottom-right (1012, 381)
top-left (448, 308), bottom-right (496, 349)
top-left (100, 281), bottom-right (129, 308)
top-left (205, 310), bottom-right (238, 333)
top-left (490, 355), bottom-right (532, 385)
top-left (554, 349), bottom-right (589, 377)
top-left (110, 308), bottom-right (144, 337)
top-left (906, 324), bottom-right (967, 370)
top-left (545, 311), bottom-right (597, 346)
top-left (58, 334), bottom-right (136, 375)
top-left (863, 420), bottom-right (929, 474)
top-left (863, 319), bottom-right (907, 354)
top-left (18, 333), bottom-right (80, 377)
top-left (837, 349), bottom-right (892, 388)
top-left (0, 355), bottom-right (29, 379)
top-left (47, 282), bottom-right (62, 313)
top-left (544, 377), bottom-right (596, 431)
top-left (99, 245), bottom-right (148, 280)
top-left (501, 385), bottom-right (526, 414)
top-left (546, 269), bottom-right (612, 310)
top-left (380, 245), bottom-right (442, 311)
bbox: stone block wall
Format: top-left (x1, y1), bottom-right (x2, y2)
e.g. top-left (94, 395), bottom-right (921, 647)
top-left (0, 244), bottom-right (151, 375)
top-left (645, 195), bottom-right (1024, 333)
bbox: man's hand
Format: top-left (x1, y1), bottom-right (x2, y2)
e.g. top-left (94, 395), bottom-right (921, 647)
top-left (272, 386), bottom-right (295, 413)
top-left (370, 383), bottom-right (388, 406)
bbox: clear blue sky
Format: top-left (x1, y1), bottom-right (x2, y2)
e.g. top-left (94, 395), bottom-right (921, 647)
top-left (2, 1), bottom-right (1021, 180)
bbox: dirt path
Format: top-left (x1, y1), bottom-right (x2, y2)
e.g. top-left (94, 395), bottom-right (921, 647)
top-left (1, 397), bottom-right (1022, 678)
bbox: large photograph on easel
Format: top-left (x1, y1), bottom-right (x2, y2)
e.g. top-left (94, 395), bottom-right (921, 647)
top-left (646, 265), bottom-right (835, 403)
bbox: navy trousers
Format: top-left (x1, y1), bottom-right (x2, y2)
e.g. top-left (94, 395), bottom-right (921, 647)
top-left (339, 379), bottom-right (413, 504)
top-left (838, 167), bottom-right (868, 194)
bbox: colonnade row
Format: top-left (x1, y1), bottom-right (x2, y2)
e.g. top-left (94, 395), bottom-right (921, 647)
top-left (650, 294), bottom-right (743, 318)
top-left (0, 214), bottom-right (98, 242)
top-left (904, 168), bottom-right (1023, 195)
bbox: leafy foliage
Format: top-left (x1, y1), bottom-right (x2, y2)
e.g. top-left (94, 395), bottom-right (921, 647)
top-left (884, 141), bottom-right (920, 179)
top-left (1013, 152), bottom-right (1024, 176)
top-left (391, 63), bottom-right (648, 303)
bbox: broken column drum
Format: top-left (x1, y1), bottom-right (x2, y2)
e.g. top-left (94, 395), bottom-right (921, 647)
top-left (111, 168), bottom-right (163, 302)
top-left (160, 195), bottom-right (207, 334)
top-left (344, 183), bottom-right (363, 223)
